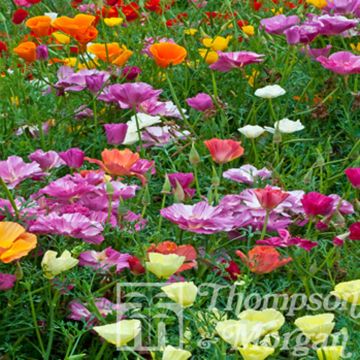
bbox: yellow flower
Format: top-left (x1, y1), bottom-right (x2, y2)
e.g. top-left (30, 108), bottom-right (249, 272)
top-left (93, 320), bottom-right (141, 347)
top-left (184, 28), bottom-right (198, 35)
top-left (104, 17), bottom-right (123, 27)
top-left (216, 320), bottom-right (263, 348)
top-left (198, 48), bottom-right (219, 64)
top-left (271, 7), bottom-right (283, 14)
top-left (62, 57), bottom-right (97, 69)
top-left (350, 43), bottom-right (360, 52)
top-left (316, 346), bottom-right (344, 360)
top-left (162, 345), bottom-right (192, 360)
top-left (306, 0), bottom-right (327, 8)
top-left (239, 345), bottom-right (275, 360)
top-left (10, 96), bottom-right (19, 106)
top-left (52, 31), bottom-right (70, 44)
top-left (331, 279), bottom-right (360, 305)
top-left (237, 309), bottom-right (285, 336)
top-left (146, 253), bottom-right (185, 279)
top-left (202, 35), bottom-right (232, 51)
top-left (242, 25), bottom-right (255, 36)
top-left (247, 70), bottom-right (260, 87)
top-left (41, 250), bottom-right (78, 279)
top-left (294, 313), bottom-right (335, 344)
top-left (161, 281), bottom-right (198, 308)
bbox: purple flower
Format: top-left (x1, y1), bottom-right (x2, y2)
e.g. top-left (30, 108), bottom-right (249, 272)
top-left (122, 66), bottom-right (142, 80)
top-left (186, 93), bottom-right (214, 112)
top-left (257, 229), bottom-right (318, 251)
top-left (160, 201), bottom-right (234, 234)
top-left (30, 212), bottom-right (104, 244)
top-left (304, 45), bottom-right (332, 59)
top-left (79, 247), bottom-right (131, 273)
top-left (317, 51), bottom-right (360, 75)
top-left (59, 148), bottom-right (85, 169)
top-left (284, 24), bottom-right (321, 44)
top-left (0, 156), bottom-right (43, 188)
top-left (168, 172), bottom-right (195, 199)
top-left (260, 15), bottom-right (300, 34)
top-left (209, 51), bottom-right (265, 72)
top-left (324, 0), bottom-right (360, 16)
top-left (223, 165), bottom-right (272, 185)
top-left (315, 14), bottom-right (358, 35)
top-left (29, 150), bottom-right (64, 171)
top-left (98, 82), bottom-right (162, 109)
top-left (36, 45), bottom-right (49, 61)
top-left (75, 106), bottom-right (94, 120)
top-left (103, 124), bottom-right (128, 145)
top-left (0, 273), bottom-right (16, 291)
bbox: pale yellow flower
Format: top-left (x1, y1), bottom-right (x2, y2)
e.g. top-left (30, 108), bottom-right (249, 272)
top-left (162, 345), bottom-right (192, 360)
top-left (316, 346), bottom-right (344, 360)
top-left (239, 344), bottom-right (275, 360)
top-left (41, 250), bottom-right (78, 279)
top-left (161, 281), bottom-right (198, 308)
top-left (146, 253), bottom-right (185, 279)
top-left (331, 279), bottom-right (360, 305)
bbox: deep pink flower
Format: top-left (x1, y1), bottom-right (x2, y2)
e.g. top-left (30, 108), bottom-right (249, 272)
top-left (284, 24), bottom-right (320, 45)
top-left (345, 168), bottom-right (360, 188)
top-left (168, 172), bottom-right (195, 199)
top-left (59, 148), bottom-right (85, 169)
top-left (121, 65), bottom-right (142, 80)
top-left (0, 273), bottom-right (16, 291)
top-left (324, 0), bottom-right (360, 16)
top-left (209, 51), bottom-right (265, 72)
top-left (301, 192), bottom-right (334, 216)
top-left (315, 14), bottom-right (358, 35)
top-left (349, 222), bottom-right (360, 240)
top-left (160, 201), bottom-right (234, 234)
top-left (0, 156), bottom-right (43, 188)
top-left (29, 213), bottom-right (104, 244)
top-left (186, 93), bottom-right (214, 112)
top-left (223, 165), bottom-right (272, 185)
top-left (260, 14), bottom-right (300, 34)
top-left (104, 124), bottom-right (128, 145)
top-left (304, 45), bottom-right (332, 59)
top-left (36, 45), bottom-right (48, 61)
top-left (79, 247), bottom-right (131, 273)
top-left (317, 51), bottom-right (360, 75)
top-left (29, 150), bottom-right (64, 171)
top-left (253, 186), bottom-right (289, 211)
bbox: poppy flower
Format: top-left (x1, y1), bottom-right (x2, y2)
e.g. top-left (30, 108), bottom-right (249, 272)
top-left (204, 138), bottom-right (244, 164)
top-left (25, 16), bottom-right (52, 37)
top-left (14, 41), bottom-right (37, 62)
top-left (149, 42), bottom-right (187, 68)
top-left (349, 222), bottom-right (360, 240)
top-left (52, 14), bottom-right (98, 44)
top-left (236, 246), bottom-right (292, 274)
top-left (345, 167), bottom-right (360, 188)
top-left (253, 186), bottom-right (289, 211)
top-left (12, 9), bottom-right (29, 25)
top-left (121, 2), bottom-right (140, 21)
top-left (0, 222), bottom-right (37, 264)
top-left (301, 192), bottom-right (334, 216)
top-left (87, 43), bottom-right (133, 66)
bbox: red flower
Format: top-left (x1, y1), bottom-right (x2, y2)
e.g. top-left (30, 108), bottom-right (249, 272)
top-left (145, 0), bottom-right (163, 13)
top-left (147, 241), bottom-right (197, 273)
top-left (253, 186), bottom-right (289, 211)
top-left (121, 2), bottom-right (140, 21)
top-left (12, 9), bottom-right (29, 25)
top-left (301, 192), bottom-right (334, 216)
top-left (128, 255), bottom-right (145, 274)
top-left (204, 138), bottom-right (244, 164)
top-left (0, 41), bottom-right (7, 55)
top-left (102, 6), bottom-right (119, 18)
top-left (349, 222), bottom-right (360, 240)
top-left (236, 246), bottom-right (292, 274)
top-left (253, 1), bottom-right (262, 10)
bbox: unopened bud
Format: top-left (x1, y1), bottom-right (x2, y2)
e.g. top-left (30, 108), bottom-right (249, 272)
top-left (173, 180), bottom-right (185, 203)
top-left (161, 174), bottom-right (171, 194)
top-left (189, 142), bottom-right (201, 166)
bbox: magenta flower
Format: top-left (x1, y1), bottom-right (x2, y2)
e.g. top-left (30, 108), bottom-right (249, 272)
top-left (209, 51), bottom-right (265, 72)
top-left (30, 212), bottom-right (104, 244)
top-left (317, 51), bottom-right (360, 75)
top-left (79, 247), bottom-right (131, 273)
top-left (0, 156), bottom-right (43, 188)
top-left (0, 273), bottom-right (16, 291)
top-left (36, 45), bottom-right (49, 61)
top-left (315, 14), bottom-right (358, 35)
top-left (103, 124), bottom-right (128, 145)
top-left (75, 106), bottom-right (94, 120)
top-left (122, 66), bottom-right (142, 80)
top-left (324, 0), bottom-right (360, 16)
top-left (260, 14), bottom-right (300, 34)
top-left (223, 165), bottom-right (272, 185)
top-left (160, 201), bottom-right (234, 234)
top-left (349, 222), bottom-right (360, 240)
top-left (29, 150), bottom-right (64, 171)
top-left (304, 45), bottom-right (332, 59)
top-left (168, 172), bottom-right (195, 199)
top-left (257, 229), bottom-right (317, 251)
top-left (186, 93), bottom-right (214, 112)
top-left (59, 148), bottom-right (85, 169)
top-left (345, 167), bottom-right (360, 188)
top-left (99, 82), bottom-right (162, 109)
top-left (301, 192), bottom-right (334, 217)
top-left (284, 24), bottom-right (321, 44)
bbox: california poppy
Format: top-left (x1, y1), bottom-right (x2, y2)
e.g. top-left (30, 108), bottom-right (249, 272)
top-left (149, 42), bottom-right (187, 68)
top-left (25, 16), bottom-right (52, 37)
top-left (253, 186), bottom-right (289, 211)
top-left (87, 43), bottom-right (133, 66)
top-left (13, 41), bottom-right (37, 62)
top-left (204, 138), bottom-right (244, 164)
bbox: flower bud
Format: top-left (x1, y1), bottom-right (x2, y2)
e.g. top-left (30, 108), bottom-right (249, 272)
top-left (189, 142), bottom-right (200, 166)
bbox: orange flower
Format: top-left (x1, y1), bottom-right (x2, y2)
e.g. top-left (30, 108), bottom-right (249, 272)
top-left (13, 41), bottom-right (37, 62)
top-left (25, 16), bottom-right (52, 37)
top-left (149, 42), bottom-right (187, 68)
top-left (87, 43), bottom-right (133, 66)
top-left (52, 14), bottom-right (98, 44)
top-left (204, 138), bottom-right (244, 164)
top-left (0, 222), bottom-right (37, 263)
top-left (236, 246), bottom-right (292, 274)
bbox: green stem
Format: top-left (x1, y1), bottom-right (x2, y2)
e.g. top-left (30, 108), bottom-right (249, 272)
top-left (45, 290), bottom-right (60, 360)
top-left (260, 210), bottom-right (270, 240)
top-left (94, 342), bottom-right (108, 360)
top-left (0, 177), bottom-right (19, 219)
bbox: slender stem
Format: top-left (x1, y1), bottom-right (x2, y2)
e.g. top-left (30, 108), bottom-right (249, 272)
top-left (157, 193), bottom-right (167, 233)
top-left (94, 342), bottom-right (108, 360)
top-left (260, 210), bottom-right (270, 240)
top-left (0, 177), bottom-right (19, 219)
top-left (45, 290), bottom-right (60, 360)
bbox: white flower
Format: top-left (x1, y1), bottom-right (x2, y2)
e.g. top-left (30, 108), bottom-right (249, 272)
top-left (238, 125), bottom-right (265, 138)
top-left (254, 85), bottom-right (286, 99)
top-left (44, 12), bottom-right (58, 20)
top-left (265, 118), bottom-right (304, 134)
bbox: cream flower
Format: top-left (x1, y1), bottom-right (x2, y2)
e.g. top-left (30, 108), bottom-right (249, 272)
top-left (331, 279), bottom-right (360, 305)
top-left (161, 282), bottom-right (198, 308)
top-left (254, 85), bottom-right (286, 99)
top-left (162, 345), bottom-right (192, 360)
top-left (316, 346), bottom-right (344, 360)
top-left (238, 125), bottom-right (266, 138)
top-left (146, 253), bottom-right (185, 279)
top-left (265, 118), bottom-right (304, 134)
top-left (41, 250), bottom-right (78, 279)
top-left (239, 344), bottom-right (275, 360)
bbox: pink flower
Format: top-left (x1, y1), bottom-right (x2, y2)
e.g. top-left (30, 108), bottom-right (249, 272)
top-left (160, 201), bottom-right (234, 234)
top-left (121, 66), bottom-right (142, 80)
top-left (29, 150), bottom-right (64, 171)
top-left (0, 273), bottom-right (16, 291)
top-left (79, 247), bottom-right (131, 273)
top-left (103, 124), bottom-right (128, 145)
top-left (317, 51), bottom-right (360, 75)
top-left (223, 165), bottom-right (272, 185)
top-left (301, 192), bottom-right (334, 216)
top-left (260, 14), bottom-right (300, 34)
top-left (59, 148), bottom-right (85, 169)
top-left (168, 172), bottom-right (195, 199)
top-left (253, 186), bottom-right (289, 211)
top-left (345, 168), bottom-right (360, 188)
top-left (304, 45), bottom-right (332, 59)
top-left (0, 156), bottom-right (43, 188)
top-left (186, 93), bottom-right (214, 112)
top-left (29, 213), bottom-right (104, 244)
top-left (204, 138), bottom-right (244, 164)
top-left (349, 222), bottom-right (360, 240)
top-left (142, 126), bottom-right (188, 148)
top-left (209, 51), bottom-right (265, 72)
